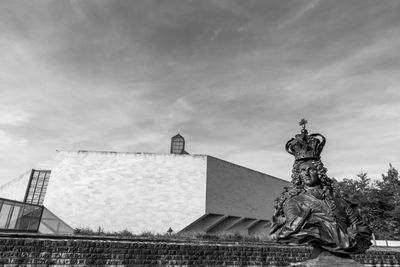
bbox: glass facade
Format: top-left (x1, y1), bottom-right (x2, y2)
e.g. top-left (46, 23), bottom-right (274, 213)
top-left (0, 198), bottom-right (43, 232)
top-left (24, 169), bottom-right (51, 205)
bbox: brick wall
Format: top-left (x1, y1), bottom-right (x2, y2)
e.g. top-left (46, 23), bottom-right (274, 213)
top-left (0, 234), bottom-right (399, 266)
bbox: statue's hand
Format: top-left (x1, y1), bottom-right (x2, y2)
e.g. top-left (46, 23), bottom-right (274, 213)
top-left (347, 224), bottom-right (358, 239)
top-left (269, 232), bottom-right (278, 241)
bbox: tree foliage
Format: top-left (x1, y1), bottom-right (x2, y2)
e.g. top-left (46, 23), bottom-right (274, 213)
top-left (336, 164), bottom-right (400, 240)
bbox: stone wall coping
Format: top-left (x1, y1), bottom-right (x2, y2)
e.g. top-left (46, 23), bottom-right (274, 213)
top-left (0, 232), bottom-right (300, 247)
top-left (0, 232), bottom-right (399, 252)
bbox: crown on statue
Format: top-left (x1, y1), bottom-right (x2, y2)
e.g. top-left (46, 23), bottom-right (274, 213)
top-left (285, 119), bottom-right (326, 161)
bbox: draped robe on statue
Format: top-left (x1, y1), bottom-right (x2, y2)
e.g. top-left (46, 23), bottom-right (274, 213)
top-left (270, 187), bottom-right (371, 254)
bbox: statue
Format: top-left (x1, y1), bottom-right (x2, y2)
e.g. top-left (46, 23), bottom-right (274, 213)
top-left (270, 119), bottom-right (372, 266)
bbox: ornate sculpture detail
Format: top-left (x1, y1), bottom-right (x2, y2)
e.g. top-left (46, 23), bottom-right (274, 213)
top-left (270, 120), bottom-right (372, 264)
top-left (285, 119), bottom-right (326, 161)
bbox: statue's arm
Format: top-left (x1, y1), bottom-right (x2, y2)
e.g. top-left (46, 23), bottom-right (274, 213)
top-left (344, 201), bottom-right (371, 237)
top-left (342, 200), bottom-right (372, 253)
top-left (277, 198), bottom-right (311, 239)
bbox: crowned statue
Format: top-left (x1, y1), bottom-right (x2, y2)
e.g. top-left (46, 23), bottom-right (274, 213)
top-left (270, 120), bottom-right (372, 266)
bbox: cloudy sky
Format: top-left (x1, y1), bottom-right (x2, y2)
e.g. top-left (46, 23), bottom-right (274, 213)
top-left (1, 0), bottom-right (400, 184)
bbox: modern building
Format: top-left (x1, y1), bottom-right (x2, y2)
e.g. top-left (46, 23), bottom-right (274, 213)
top-left (0, 135), bottom-right (288, 236)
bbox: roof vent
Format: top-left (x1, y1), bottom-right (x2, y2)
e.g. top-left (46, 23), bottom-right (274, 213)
top-left (170, 134), bottom-right (189, 154)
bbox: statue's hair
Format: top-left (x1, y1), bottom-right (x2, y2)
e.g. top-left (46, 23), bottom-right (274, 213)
top-left (273, 159), bottom-right (335, 217)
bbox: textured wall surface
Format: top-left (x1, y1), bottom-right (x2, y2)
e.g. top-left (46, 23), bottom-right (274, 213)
top-left (44, 151), bottom-right (207, 233)
top-left (206, 156), bottom-right (289, 220)
top-left (0, 234), bottom-right (399, 266)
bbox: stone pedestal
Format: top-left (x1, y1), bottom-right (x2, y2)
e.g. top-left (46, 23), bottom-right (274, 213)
top-left (289, 250), bottom-right (365, 266)
top-left (288, 244), bottom-right (366, 267)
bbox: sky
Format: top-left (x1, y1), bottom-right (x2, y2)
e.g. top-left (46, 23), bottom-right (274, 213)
top-left (1, 0), bottom-right (400, 185)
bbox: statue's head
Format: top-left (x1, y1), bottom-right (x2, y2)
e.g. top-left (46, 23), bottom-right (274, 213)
top-left (272, 119), bottom-right (336, 217)
top-left (291, 159), bottom-right (332, 189)
top-left (298, 160), bottom-right (320, 187)
top-left (286, 120), bottom-right (333, 189)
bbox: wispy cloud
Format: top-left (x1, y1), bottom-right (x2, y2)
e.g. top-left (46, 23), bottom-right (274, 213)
top-left (0, 0), bottom-right (400, 182)
top-left (0, 110), bottom-right (31, 126)
top-left (278, 0), bottom-right (320, 30)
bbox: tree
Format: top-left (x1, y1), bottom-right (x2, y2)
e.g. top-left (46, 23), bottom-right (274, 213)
top-left (336, 172), bottom-right (370, 205)
top-left (375, 164), bottom-right (400, 239)
top-left (336, 166), bottom-right (400, 240)
top-left (336, 172), bottom-right (373, 228)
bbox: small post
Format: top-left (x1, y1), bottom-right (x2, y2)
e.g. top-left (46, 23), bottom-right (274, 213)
top-left (372, 233), bottom-right (376, 246)
top-left (167, 227), bottom-right (173, 236)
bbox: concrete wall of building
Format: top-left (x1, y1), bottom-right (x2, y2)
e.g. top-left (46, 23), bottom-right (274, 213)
top-left (44, 151), bottom-right (207, 234)
top-left (205, 156), bottom-right (289, 221)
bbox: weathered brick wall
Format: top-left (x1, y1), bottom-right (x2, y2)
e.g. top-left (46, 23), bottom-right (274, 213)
top-left (0, 234), bottom-right (399, 266)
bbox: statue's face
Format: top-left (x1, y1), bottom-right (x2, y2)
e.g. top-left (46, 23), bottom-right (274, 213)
top-left (299, 161), bottom-right (320, 187)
